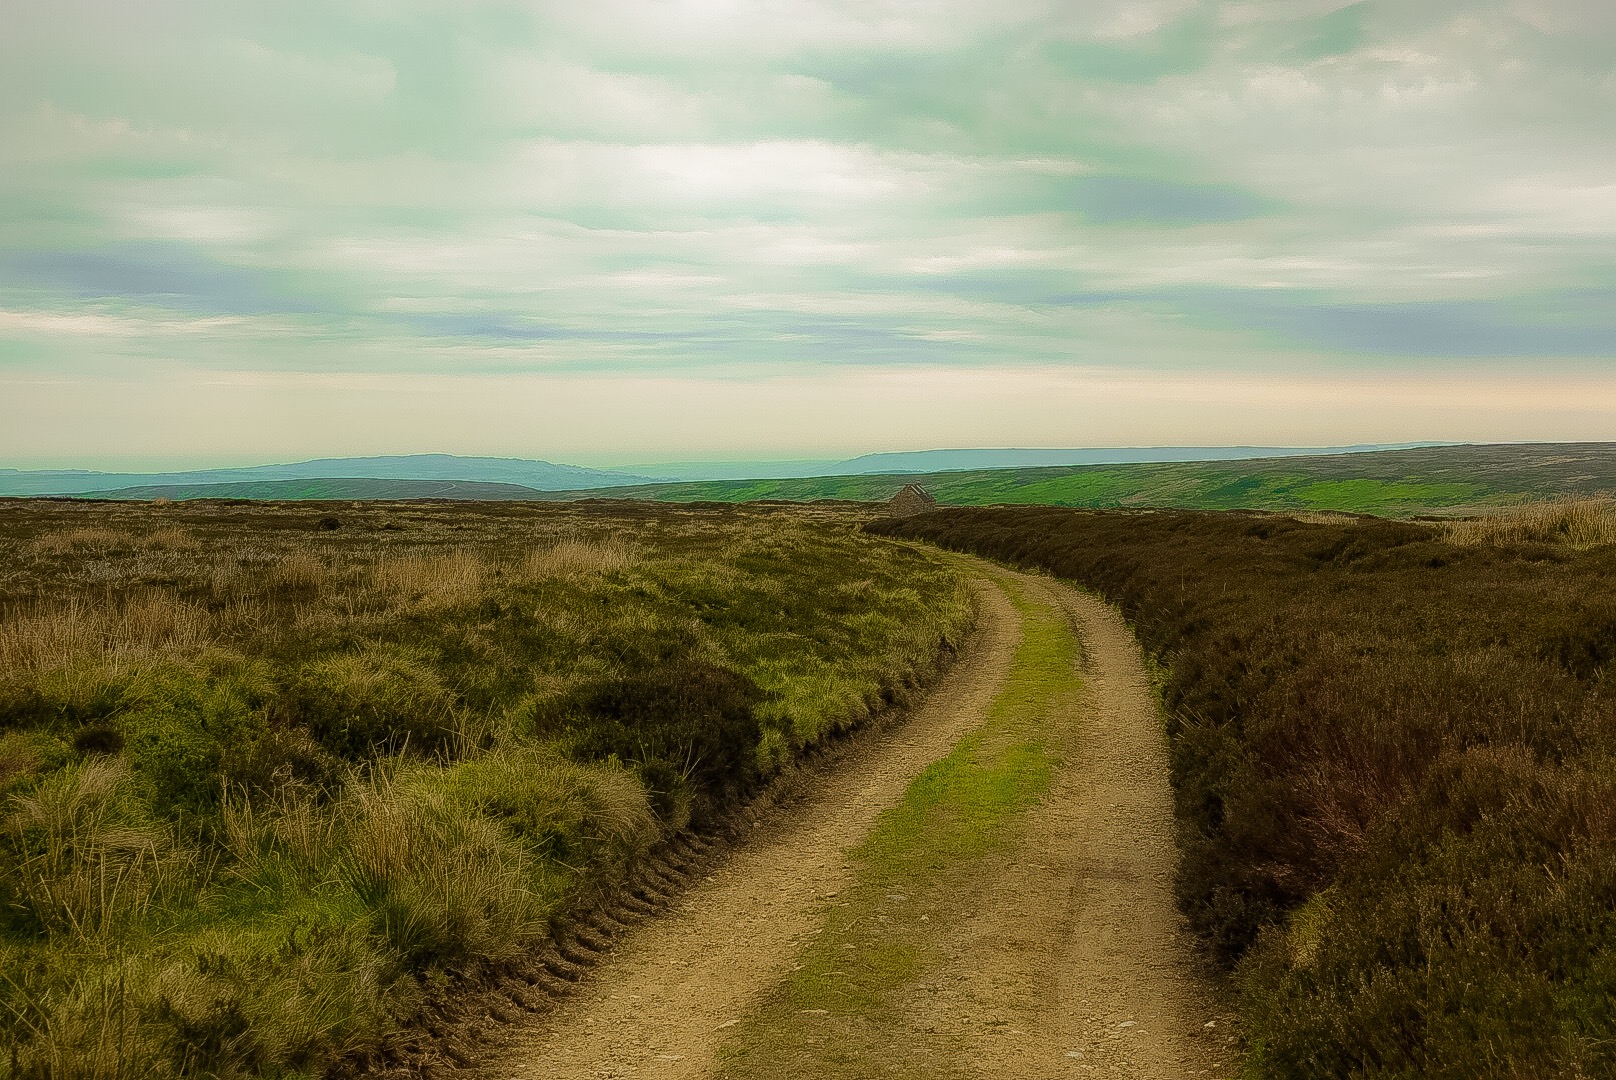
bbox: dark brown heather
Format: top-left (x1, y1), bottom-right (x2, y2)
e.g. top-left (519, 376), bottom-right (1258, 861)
top-left (871, 507), bottom-right (1616, 1080)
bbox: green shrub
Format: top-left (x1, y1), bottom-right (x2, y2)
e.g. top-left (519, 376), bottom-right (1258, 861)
top-left (547, 660), bottom-right (764, 820)
top-left (117, 662), bottom-right (271, 813)
top-left (431, 746), bottom-right (656, 875)
top-left (275, 649), bottom-right (458, 759)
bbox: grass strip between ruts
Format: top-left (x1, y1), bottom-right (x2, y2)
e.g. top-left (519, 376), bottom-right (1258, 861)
top-left (716, 575), bottom-right (1082, 1079)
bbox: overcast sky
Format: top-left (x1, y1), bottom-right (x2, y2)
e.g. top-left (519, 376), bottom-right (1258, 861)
top-left (3, 1), bottom-right (1614, 468)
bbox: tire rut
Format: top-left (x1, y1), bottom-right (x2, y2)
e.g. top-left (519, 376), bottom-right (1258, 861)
top-left (479, 577), bottom-right (1021, 1079)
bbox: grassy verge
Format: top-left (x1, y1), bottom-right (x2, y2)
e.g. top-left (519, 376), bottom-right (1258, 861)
top-left (872, 507), bottom-right (1616, 1078)
top-left (717, 579), bottom-right (1079, 1079)
top-left (0, 500), bottom-right (973, 1078)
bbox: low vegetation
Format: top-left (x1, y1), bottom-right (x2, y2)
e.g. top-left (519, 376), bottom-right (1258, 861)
top-left (1440, 496), bottom-right (1616, 549)
top-left (0, 499), bottom-right (972, 1078)
top-left (872, 505), bottom-right (1616, 1078)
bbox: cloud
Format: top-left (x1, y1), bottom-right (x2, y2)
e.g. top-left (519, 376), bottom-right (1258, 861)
top-left (0, 0), bottom-right (1613, 463)
top-left (1063, 175), bottom-right (1276, 224)
top-left (0, 243), bottom-right (319, 315)
top-left (1303, 2), bottom-right (1372, 59)
top-left (1282, 299), bottom-right (1616, 359)
top-left (1046, 2), bottom-right (1220, 84)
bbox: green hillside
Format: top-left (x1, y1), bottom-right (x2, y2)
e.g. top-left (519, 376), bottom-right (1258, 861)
top-left (545, 443), bottom-right (1616, 517)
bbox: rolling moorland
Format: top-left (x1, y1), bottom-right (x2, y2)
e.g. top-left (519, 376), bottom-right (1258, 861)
top-left (547, 442), bottom-right (1616, 517)
top-left (0, 445), bottom-right (1424, 498)
top-left (873, 500), bottom-right (1616, 1078)
top-left (0, 499), bottom-right (971, 1077)
top-left (4, 486), bottom-right (1616, 1077)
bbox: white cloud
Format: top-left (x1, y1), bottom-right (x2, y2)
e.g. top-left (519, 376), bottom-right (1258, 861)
top-left (0, 308), bottom-right (244, 337)
top-left (545, 0), bottom-right (1056, 57)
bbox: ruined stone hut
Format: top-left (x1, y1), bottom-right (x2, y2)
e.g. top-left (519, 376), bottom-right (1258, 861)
top-left (884, 483), bottom-right (938, 518)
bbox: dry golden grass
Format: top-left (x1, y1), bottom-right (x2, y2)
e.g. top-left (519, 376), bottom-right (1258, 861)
top-left (1, 953), bottom-right (157, 1080)
top-left (370, 548), bottom-right (489, 609)
top-left (0, 592), bottom-right (211, 679)
top-left (521, 536), bottom-right (635, 578)
top-left (269, 550), bottom-right (329, 591)
top-left (1283, 510), bottom-right (1364, 526)
top-left (25, 524), bottom-right (198, 557)
top-left (1441, 497), bottom-right (1616, 548)
top-left (28, 526), bottom-right (127, 556)
top-left (142, 526), bottom-right (197, 551)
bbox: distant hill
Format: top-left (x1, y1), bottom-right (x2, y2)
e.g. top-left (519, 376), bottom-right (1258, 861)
top-left (829, 444), bottom-right (1443, 475)
top-left (3, 445), bottom-right (1439, 497)
top-left (610, 443), bottom-right (1439, 481)
top-left (0, 454), bottom-right (650, 497)
top-left (84, 478), bottom-right (544, 502)
top-left (19, 443), bottom-right (1615, 514)
top-left (537, 443), bottom-right (1616, 517)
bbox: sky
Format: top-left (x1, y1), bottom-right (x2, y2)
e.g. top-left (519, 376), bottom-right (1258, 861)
top-left (3, 0), bottom-right (1614, 469)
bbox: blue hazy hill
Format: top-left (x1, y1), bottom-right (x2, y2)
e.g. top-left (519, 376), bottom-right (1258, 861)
top-left (0, 454), bottom-right (652, 497)
top-left (79, 478), bottom-right (547, 502)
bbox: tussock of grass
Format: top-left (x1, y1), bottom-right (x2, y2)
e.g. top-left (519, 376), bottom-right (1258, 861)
top-left (369, 548), bottom-right (489, 611)
top-left (25, 526), bottom-right (127, 557)
top-left (269, 550), bottom-right (329, 591)
top-left (343, 767), bottom-right (551, 970)
top-left (7, 759), bottom-right (194, 940)
top-left (0, 593), bottom-right (212, 679)
top-left (0, 500), bottom-right (972, 1077)
top-left (1442, 496), bottom-right (1616, 549)
top-left (521, 536), bottom-right (635, 578)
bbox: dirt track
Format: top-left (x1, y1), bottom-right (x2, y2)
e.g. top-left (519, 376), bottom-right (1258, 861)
top-left (482, 568), bottom-right (1227, 1079)
top-left (925, 580), bottom-right (1232, 1078)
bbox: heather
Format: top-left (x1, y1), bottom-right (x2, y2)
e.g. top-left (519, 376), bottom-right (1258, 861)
top-left (872, 505), bottom-right (1616, 1078)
